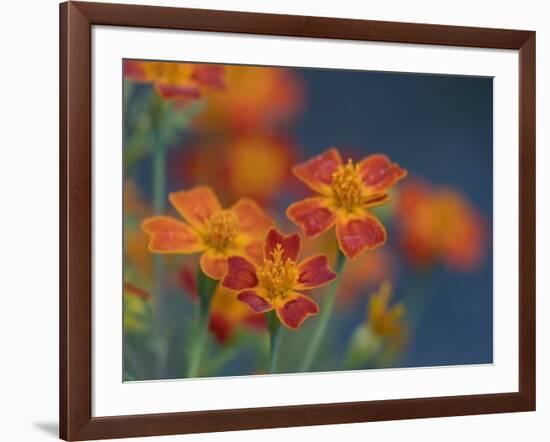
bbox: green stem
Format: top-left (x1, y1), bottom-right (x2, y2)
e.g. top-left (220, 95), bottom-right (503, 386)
top-left (299, 247), bottom-right (347, 372)
top-left (267, 311), bottom-right (283, 374)
top-left (151, 94), bottom-right (168, 377)
top-left (187, 266), bottom-right (218, 378)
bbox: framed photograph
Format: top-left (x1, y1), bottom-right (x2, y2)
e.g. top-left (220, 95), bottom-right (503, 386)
top-left (60, 1), bottom-right (535, 440)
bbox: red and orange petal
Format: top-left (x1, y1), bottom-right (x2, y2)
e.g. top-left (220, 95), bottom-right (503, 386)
top-left (223, 256), bottom-right (259, 291)
top-left (124, 60), bottom-right (147, 81)
top-left (155, 82), bottom-right (201, 100)
top-left (243, 240), bottom-right (264, 266)
top-left (358, 154), bottom-right (407, 192)
top-left (264, 228), bottom-right (300, 262)
top-left (168, 186), bottom-right (222, 230)
top-left (286, 197), bottom-right (337, 238)
top-left (199, 249), bottom-right (230, 280)
top-left (292, 148), bottom-right (342, 194)
top-left (336, 214), bottom-right (387, 259)
top-left (275, 293), bottom-right (319, 330)
top-left (363, 193), bottom-right (392, 208)
top-left (191, 65), bottom-right (225, 91)
top-left (296, 255), bottom-right (336, 289)
top-left (237, 289), bottom-right (274, 313)
top-left (231, 198), bottom-right (274, 237)
top-left (141, 216), bottom-right (204, 253)
top-left (124, 281), bottom-right (151, 301)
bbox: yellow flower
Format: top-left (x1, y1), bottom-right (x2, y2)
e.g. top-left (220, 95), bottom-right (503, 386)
top-left (346, 282), bottom-right (407, 368)
top-left (368, 282), bottom-right (406, 339)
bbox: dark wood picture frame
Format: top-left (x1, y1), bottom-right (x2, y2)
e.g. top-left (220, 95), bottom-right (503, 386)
top-left (60, 1), bottom-right (536, 440)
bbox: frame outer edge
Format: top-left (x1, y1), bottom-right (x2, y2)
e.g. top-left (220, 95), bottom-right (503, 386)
top-left (61, 2), bottom-right (94, 440)
top-left (518, 32), bottom-right (536, 410)
top-left (59, 2), bottom-right (68, 439)
top-left (60, 2), bottom-right (536, 440)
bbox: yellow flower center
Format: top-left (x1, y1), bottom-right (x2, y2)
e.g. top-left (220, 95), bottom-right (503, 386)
top-left (331, 159), bottom-right (363, 211)
top-left (204, 210), bottom-right (239, 251)
top-left (257, 244), bottom-right (299, 300)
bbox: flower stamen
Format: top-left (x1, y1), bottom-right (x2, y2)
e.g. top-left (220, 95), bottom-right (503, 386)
top-left (257, 244), bottom-right (299, 300)
top-left (331, 159), bottom-right (363, 211)
top-left (204, 209), bottom-right (239, 251)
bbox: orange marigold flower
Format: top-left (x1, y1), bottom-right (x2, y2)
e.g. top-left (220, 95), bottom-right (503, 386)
top-left (287, 148), bottom-right (407, 259)
top-left (177, 135), bottom-right (295, 206)
top-left (141, 186), bottom-right (274, 280)
top-left (124, 60), bottom-right (224, 101)
top-left (194, 65), bottom-right (303, 134)
top-left (395, 180), bottom-right (486, 271)
top-left (222, 229), bottom-right (336, 330)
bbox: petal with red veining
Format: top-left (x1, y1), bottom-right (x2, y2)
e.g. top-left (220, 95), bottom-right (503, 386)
top-left (264, 228), bottom-right (301, 263)
top-left (286, 197), bottom-right (336, 238)
top-left (169, 186), bottom-right (222, 230)
top-left (141, 216), bottom-right (203, 253)
top-left (292, 148), bottom-right (342, 193)
top-left (358, 154), bottom-right (407, 192)
top-left (275, 293), bottom-right (320, 330)
top-left (222, 256), bottom-right (259, 290)
top-left (231, 198), bottom-right (274, 237)
top-left (336, 214), bottom-right (387, 258)
top-left (296, 255), bottom-right (336, 290)
top-left (237, 289), bottom-right (274, 313)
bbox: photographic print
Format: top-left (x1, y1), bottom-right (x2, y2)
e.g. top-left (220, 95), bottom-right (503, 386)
top-left (123, 59), bottom-right (492, 381)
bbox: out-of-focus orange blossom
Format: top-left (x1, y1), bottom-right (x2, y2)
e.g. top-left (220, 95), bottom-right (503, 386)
top-left (174, 135), bottom-right (295, 206)
top-left (395, 180), bottom-right (486, 271)
top-left (195, 65), bottom-right (303, 135)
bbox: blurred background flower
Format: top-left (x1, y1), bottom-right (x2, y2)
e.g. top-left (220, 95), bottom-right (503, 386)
top-left (345, 282), bottom-right (407, 369)
top-left (194, 65), bottom-right (303, 135)
top-left (395, 179), bottom-right (486, 271)
top-left (125, 60), bottom-right (224, 101)
top-left (173, 134), bottom-right (296, 207)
